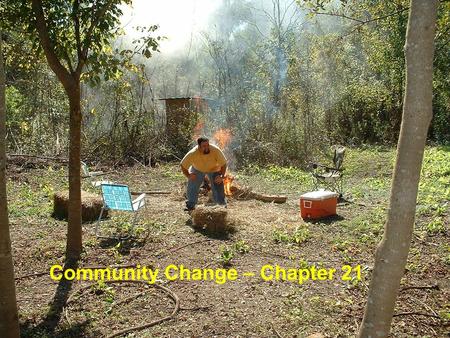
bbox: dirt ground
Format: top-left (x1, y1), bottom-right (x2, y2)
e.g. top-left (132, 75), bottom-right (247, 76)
top-left (7, 150), bottom-right (450, 337)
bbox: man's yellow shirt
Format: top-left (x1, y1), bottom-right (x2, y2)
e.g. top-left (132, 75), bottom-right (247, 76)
top-left (180, 144), bottom-right (227, 173)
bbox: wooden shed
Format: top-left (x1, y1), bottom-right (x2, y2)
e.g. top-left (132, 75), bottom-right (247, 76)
top-left (159, 96), bottom-right (208, 155)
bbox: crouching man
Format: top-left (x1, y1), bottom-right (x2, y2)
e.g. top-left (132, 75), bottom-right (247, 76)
top-left (180, 137), bottom-right (227, 211)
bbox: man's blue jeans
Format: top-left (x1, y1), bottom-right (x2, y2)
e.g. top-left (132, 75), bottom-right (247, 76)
top-left (186, 167), bottom-right (226, 209)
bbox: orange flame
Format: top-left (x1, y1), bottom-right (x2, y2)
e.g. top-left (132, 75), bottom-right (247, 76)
top-left (213, 129), bottom-right (232, 149)
top-left (223, 174), bottom-right (234, 196)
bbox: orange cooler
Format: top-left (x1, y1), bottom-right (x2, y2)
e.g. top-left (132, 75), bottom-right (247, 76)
top-left (300, 190), bottom-right (339, 219)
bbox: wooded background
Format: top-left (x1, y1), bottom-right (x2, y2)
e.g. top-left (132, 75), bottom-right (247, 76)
top-left (2, 0), bottom-right (449, 166)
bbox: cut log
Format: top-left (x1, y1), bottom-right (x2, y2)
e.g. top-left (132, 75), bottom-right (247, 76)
top-left (228, 185), bottom-right (287, 204)
top-left (250, 192), bottom-right (287, 204)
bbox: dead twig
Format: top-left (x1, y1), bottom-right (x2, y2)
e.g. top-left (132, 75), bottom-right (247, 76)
top-left (111, 290), bottom-right (147, 308)
top-left (271, 322), bottom-right (284, 338)
top-left (180, 305), bottom-right (211, 311)
top-left (155, 239), bottom-right (212, 258)
top-left (201, 262), bottom-right (215, 269)
top-left (15, 271), bottom-right (49, 281)
top-left (130, 156), bottom-right (147, 168)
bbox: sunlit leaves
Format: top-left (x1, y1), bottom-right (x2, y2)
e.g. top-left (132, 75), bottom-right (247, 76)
top-left (3, 0), bottom-right (161, 86)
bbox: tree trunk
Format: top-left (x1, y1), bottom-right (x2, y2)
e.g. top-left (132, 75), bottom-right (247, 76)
top-left (358, 1), bottom-right (438, 337)
top-left (31, 0), bottom-right (83, 260)
top-left (0, 31), bottom-right (21, 338)
top-left (66, 82), bottom-right (82, 260)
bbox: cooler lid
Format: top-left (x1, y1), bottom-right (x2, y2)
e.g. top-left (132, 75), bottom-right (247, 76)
top-left (300, 190), bottom-right (339, 200)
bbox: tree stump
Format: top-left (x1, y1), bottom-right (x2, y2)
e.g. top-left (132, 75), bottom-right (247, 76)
top-left (53, 190), bottom-right (107, 222)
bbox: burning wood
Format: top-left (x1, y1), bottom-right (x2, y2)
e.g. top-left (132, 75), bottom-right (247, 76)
top-left (223, 175), bottom-right (234, 196)
top-left (223, 174), bottom-right (287, 204)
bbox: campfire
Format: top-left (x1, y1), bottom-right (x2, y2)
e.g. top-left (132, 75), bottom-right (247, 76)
top-left (193, 127), bottom-right (287, 204)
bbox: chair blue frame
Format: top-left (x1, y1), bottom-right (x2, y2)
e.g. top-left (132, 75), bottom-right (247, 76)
top-left (96, 183), bottom-right (146, 240)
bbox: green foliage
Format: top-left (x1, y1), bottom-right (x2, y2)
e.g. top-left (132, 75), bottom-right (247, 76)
top-left (292, 226), bottom-right (311, 244)
top-left (417, 147), bottom-right (450, 219)
top-left (233, 240), bottom-right (250, 254)
top-left (93, 280), bottom-right (115, 304)
top-left (217, 241), bottom-right (250, 266)
top-left (273, 225), bottom-right (310, 245)
top-left (5, 85), bottom-right (29, 135)
top-left (2, 0), bottom-right (161, 82)
top-left (272, 228), bottom-right (291, 243)
top-left (2, 0), bottom-right (449, 164)
top-left (245, 164), bottom-right (310, 183)
top-left (1, 1), bottom-right (162, 159)
top-left (218, 245), bottom-right (234, 267)
top-left (426, 217), bottom-right (446, 235)
top-left (7, 168), bottom-right (62, 218)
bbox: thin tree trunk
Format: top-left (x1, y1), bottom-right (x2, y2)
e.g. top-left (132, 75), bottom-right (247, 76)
top-left (0, 31), bottom-right (21, 338)
top-left (358, 1), bottom-right (438, 337)
top-left (66, 83), bottom-right (82, 260)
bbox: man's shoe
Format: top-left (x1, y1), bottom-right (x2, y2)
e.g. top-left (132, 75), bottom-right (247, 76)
top-left (184, 207), bottom-right (195, 212)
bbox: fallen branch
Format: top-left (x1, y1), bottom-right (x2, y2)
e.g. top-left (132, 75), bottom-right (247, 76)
top-left (7, 153), bottom-right (68, 162)
top-left (110, 290), bottom-right (147, 308)
top-left (400, 284), bottom-right (439, 292)
top-left (15, 271), bottom-right (49, 281)
top-left (393, 312), bottom-right (441, 319)
top-left (250, 192), bottom-right (287, 204)
top-left (130, 191), bottom-right (171, 195)
top-left (229, 185), bottom-right (287, 203)
top-left (180, 305), bottom-right (211, 311)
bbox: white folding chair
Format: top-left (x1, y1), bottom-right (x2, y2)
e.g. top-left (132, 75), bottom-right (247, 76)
top-left (96, 183), bottom-right (146, 240)
top-left (81, 161), bottom-right (111, 187)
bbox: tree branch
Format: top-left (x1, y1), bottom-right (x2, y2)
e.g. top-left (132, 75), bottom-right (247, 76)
top-left (314, 11), bottom-right (366, 23)
top-left (63, 49), bottom-right (75, 73)
top-left (314, 7), bottom-right (409, 26)
top-left (31, 0), bottom-right (72, 87)
top-left (73, 0), bottom-right (82, 65)
top-left (77, 0), bottom-right (116, 76)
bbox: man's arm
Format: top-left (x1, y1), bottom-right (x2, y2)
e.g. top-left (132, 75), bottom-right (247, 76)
top-left (181, 165), bottom-right (190, 178)
top-left (181, 165), bottom-right (197, 181)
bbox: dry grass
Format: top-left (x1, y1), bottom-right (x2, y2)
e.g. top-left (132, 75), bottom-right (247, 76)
top-left (53, 190), bottom-right (106, 222)
top-left (191, 205), bottom-right (231, 234)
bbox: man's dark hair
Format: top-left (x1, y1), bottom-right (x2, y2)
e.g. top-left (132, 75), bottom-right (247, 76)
top-left (197, 136), bottom-right (209, 146)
